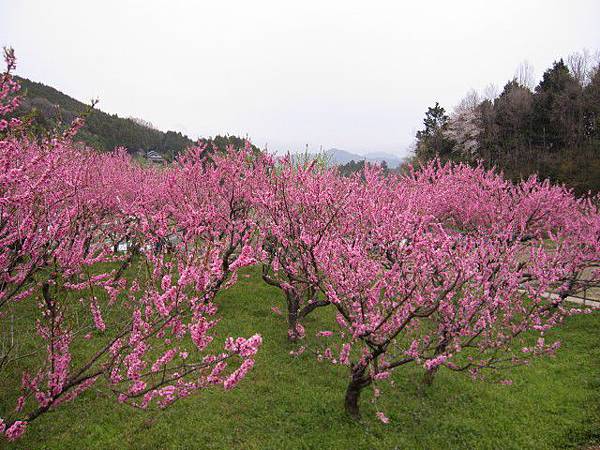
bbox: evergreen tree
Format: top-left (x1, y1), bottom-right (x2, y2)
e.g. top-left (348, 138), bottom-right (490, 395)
top-left (415, 102), bottom-right (455, 160)
top-left (532, 59), bottom-right (582, 148)
top-left (583, 69), bottom-right (600, 139)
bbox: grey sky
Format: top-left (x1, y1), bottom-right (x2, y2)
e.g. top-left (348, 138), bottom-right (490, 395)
top-left (1, 0), bottom-right (599, 156)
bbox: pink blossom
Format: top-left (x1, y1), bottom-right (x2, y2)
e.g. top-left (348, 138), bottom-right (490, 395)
top-left (89, 298), bottom-right (105, 332)
top-left (223, 358), bottom-right (255, 390)
top-left (339, 343), bottom-right (351, 366)
top-left (15, 396), bottom-right (25, 412)
top-left (376, 412), bottom-right (390, 424)
top-left (289, 346), bottom-right (306, 356)
top-left (151, 349), bottom-right (177, 373)
top-left (5, 421), bottom-right (27, 441)
top-left (373, 371), bottom-right (391, 380)
top-left (424, 355), bottom-right (447, 371)
top-left (316, 330), bottom-right (334, 337)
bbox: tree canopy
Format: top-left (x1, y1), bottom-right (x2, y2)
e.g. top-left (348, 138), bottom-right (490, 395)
top-left (415, 51), bottom-right (600, 195)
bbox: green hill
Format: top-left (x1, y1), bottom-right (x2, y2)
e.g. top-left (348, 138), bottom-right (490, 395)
top-left (15, 76), bottom-right (195, 158)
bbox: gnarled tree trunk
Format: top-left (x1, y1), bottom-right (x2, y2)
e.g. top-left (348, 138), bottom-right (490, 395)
top-left (344, 363), bottom-right (372, 420)
top-left (422, 366), bottom-right (439, 386)
top-left (422, 341), bottom-right (447, 387)
top-left (286, 292), bottom-right (301, 342)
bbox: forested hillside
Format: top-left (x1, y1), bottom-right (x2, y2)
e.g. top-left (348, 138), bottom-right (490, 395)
top-left (414, 50), bottom-right (600, 195)
top-left (15, 76), bottom-right (195, 157)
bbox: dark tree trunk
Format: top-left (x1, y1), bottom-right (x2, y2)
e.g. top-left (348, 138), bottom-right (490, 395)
top-left (286, 292), bottom-right (301, 342)
top-left (422, 366), bottom-right (438, 386)
top-left (344, 363), bottom-right (371, 420)
top-left (422, 342), bottom-right (447, 387)
top-left (298, 299), bottom-right (330, 320)
top-left (287, 290), bottom-right (330, 341)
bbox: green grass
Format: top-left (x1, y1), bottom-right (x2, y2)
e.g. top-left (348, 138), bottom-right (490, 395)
top-left (3, 266), bottom-right (600, 449)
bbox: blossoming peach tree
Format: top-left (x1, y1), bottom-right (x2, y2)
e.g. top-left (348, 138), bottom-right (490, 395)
top-left (254, 157), bottom-right (354, 341)
top-left (0, 51), bottom-right (262, 441)
top-left (284, 162), bottom-right (599, 420)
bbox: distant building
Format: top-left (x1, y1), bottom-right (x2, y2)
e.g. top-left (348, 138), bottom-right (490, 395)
top-left (145, 150), bottom-right (166, 164)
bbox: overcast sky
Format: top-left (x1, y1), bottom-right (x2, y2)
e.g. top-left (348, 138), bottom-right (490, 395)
top-left (1, 0), bottom-right (599, 156)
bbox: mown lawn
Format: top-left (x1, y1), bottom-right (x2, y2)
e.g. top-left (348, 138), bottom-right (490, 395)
top-left (3, 266), bottom-right (600, 449)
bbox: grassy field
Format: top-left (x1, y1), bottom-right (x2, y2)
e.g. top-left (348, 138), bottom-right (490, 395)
top-left (2, 265), bottom-right (600, 450)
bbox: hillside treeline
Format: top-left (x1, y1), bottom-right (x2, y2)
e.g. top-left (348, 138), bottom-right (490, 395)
top-left (14, 76), bottom-right (260, 159)
top-left (15, 76), bottom-right (195, 157)
top-left (414, 50), bottom-right (600, 195)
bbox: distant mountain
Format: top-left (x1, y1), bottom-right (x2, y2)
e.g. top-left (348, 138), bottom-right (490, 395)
top-left (14, 76), bottom-right (196, 158)
top-left (325, 148), bottom-right (403, 168)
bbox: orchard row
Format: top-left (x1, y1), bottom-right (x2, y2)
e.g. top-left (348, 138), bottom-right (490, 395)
top-left (1, 49), bottom-right (598, 440)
